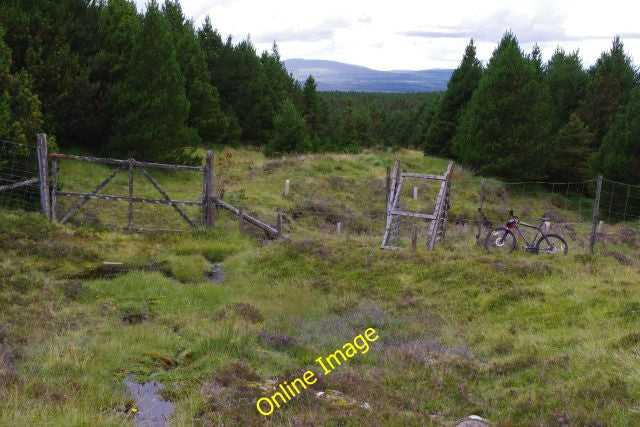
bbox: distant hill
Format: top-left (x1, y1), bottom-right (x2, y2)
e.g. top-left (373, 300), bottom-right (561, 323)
top-left (284, 59), bottom-right (452, 92)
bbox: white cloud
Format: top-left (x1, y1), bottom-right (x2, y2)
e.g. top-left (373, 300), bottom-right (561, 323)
top-left (134, 0), bottom-right (640, 70)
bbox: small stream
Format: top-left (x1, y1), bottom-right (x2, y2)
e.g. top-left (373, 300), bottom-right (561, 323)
top-left (125, 374), bottom-right (174, 427)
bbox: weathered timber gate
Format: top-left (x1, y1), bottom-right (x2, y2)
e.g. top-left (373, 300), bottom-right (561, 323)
top-left (381, 160), bottom-right (453, 250)
top-left (46, 144), bottom-right (281, 237)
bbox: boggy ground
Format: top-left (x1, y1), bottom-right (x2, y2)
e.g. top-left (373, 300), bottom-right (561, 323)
top-left (1, 149), bottom-right (640, 426)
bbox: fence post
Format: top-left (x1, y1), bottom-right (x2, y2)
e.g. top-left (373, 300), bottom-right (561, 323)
top-left (411, 225), bottom-right (418, 250)
top-left (276, 211), bottom-right (283, 236)
top-left (336, 222), bottom-right (342, 234)
top-left (50, 157), bottom-right (57, 223)
top-left (385, 166), bottom-right (390, 217)
top-left (476, 179), bottom-right (485, 245)
top-left (413, 187), bottom-right (418, 200)
top-left (127, 159), bottom-right (134, 230)
top-left (203, 151), bottom-right (214, 227)
top-left (36, 133), bottom-right (50, 220)
top-left (589, 175), bottom-right (603, 253)
top-left (284, 179), bottom-right (290, 196)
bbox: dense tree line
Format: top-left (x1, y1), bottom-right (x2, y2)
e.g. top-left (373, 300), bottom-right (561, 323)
top-left (0, 0), bottom-right (319, 162)
top-left (422, 32), bottom-right (640, 182)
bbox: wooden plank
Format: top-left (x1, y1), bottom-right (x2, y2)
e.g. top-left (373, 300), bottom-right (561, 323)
top-left (212, 197), bottom-right (281, 238)
top-left (401, 172), bottom-right (446, 180)
top-left (48, 153), bottom-right (203, 171)
top-left (57, 191), bottom-right (202, 206)
top-left (59, 166), bottom-right (124, 224)
top-left (51, 158), bottom-right (57, 222)
top-left (390, 209), bottom-right (435, 220)
top-left (0, 178), bottom-right (39, 193)
top-left (127, 160), bottom-right (133, 230)
top-left (381, 159), bottom-right (400, 249)
top-left (139, 167), bottom-right (194, 227)
top-left (37, 134), bottom-right (50, 219)
top-left (427, 162), bottom-right (454, 250)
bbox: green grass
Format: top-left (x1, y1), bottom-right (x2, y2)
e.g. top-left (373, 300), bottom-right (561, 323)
top-left (1, 148), bottom-right (640, 425)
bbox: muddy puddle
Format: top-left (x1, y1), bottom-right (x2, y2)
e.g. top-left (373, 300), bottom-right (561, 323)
top-left (125, 374), bottom-right (174, 427)
top-left (206, 262), bottom-right (224, 283)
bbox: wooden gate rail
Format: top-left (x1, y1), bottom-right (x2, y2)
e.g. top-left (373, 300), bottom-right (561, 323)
top-left (0, 178), bottom-right (39, 193)
top-left (48, 150), bottom-right (284, 238)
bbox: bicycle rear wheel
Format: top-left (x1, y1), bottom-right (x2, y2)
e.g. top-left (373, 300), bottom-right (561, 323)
top-left (536, 234), bottom-right (568, 255)
top-left (484, 227), bottom-right (516, 253)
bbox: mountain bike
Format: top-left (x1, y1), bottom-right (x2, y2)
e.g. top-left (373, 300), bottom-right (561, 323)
top-left (484, 210), bottom-right (568, 255)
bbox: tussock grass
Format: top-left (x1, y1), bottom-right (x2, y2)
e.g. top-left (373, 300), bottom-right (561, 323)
top-left (1, 148), bottom-right (639, 425)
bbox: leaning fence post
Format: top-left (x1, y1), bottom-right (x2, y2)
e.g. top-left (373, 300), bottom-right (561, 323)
top-left (50, 157), bottom-right (57, 223)
top-left (385, 166), bottom-right (391, 216)
top-left (589, 175), bottom-right (603, 253)
top-left (127, 159), bottom-right (134, 230)
top-left (36, 133), bottom-right (50, 220)
top-left (476, 180), bottom-right (485, 245)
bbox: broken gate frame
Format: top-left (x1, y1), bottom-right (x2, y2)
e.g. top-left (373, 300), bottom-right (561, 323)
top-left (381, 160), bottom-right (453, 250)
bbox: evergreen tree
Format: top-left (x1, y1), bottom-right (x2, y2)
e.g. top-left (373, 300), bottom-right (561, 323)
top-left (452, 32), bottom-right (552, 180)
top-left (545, 48), bottom-right (588, 131)
top-left (547, 114), bottom-right (593, 181)
top-left (0, 26), bottom-right (43, 145)
top-left (578, 36), bottom-right (638, 148)
top-left (264, 98), bottom-right (311, 156)
top-left (591, 87), bottom-right (640, 182)
top-left (423, 39), bottom-right (482, 157)
top-left (108, 1), bottom-right (197, 163)
top-left (162, 1), bottom-right (228, 145)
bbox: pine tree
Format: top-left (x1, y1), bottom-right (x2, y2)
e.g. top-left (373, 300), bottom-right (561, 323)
top-left (547, 114), bottom-right (593, 181)
top-left (578, 36), bottom-right (638, 148)
top-left (591, 87), bottom-right (640, 182)
top-left (0, 26), bottom-right (43, 145)
top-left (545, 48), bottom-right (588, 131)
top-left (108, 1), bottom-right (197, 163)
top-left (162, 1), bottom-right (228, 145)
top-left (264, 98), bottom-right (311, 156)
top-left (423, 39), bottom-right (482, 157)
top-left (452, 32), bottom-right (552, 180)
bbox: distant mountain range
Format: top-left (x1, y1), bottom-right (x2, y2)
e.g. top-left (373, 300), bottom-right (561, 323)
top-left (283, 59), bottom-right (452, 93)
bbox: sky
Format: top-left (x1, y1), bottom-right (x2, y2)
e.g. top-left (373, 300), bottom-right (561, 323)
top-left (135, 0), bottom-right (640, 71)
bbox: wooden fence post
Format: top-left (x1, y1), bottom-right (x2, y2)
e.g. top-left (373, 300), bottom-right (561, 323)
top-left (413, 187), bottom-right (418, 200)
top-left (203, 151), bottom-right (214, 227)
top-left (336, 222), bottom-right (342, 234)
top-left (284, 179), bottom-right (290, 196)
top-left (589, 175), bottom-right (603, 253)
top-left (385, 166), bottom-right (391, 217)
top-left (50, 157), bottom-right (57, 222)
top-left (276, 211), bottom-right (283, 236)
top-left (36, 133), bottom-right (50, 220)
top-left (476, 179), bottom-right (485, 245)
top-left (411, 225), bottom-right (418, 250)
top-left (127, 159), bottom-right (134, 230)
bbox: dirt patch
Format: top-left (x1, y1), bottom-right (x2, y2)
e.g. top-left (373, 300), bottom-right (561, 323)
top-left (71, 262), bottom-right (173, 281)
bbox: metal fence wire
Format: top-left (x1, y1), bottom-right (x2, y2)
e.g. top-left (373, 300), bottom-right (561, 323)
top-left (0, 139), bottom-right (41, 211)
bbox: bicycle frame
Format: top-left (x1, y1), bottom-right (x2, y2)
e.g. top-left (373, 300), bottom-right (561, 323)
top-left (509, 219), bottom-right (552, 249)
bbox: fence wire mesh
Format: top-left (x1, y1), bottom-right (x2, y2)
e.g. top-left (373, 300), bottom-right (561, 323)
top-left (0, 139), bottom-right (41, 211)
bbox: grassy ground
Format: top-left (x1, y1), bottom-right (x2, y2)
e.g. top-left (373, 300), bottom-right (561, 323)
top-left (1, 148), bottom-right (640, 426)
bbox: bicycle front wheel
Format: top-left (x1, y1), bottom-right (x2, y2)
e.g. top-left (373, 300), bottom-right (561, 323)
top-left (484, 227), bottom-right (516, 253)
top-left (536, 234), bottom-right (568, 255)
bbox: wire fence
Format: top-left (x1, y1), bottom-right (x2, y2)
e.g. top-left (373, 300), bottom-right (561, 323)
top-left (0, 139), bottom-right (41, 211)
top-left (1, 139), bottom-right (638, 253)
